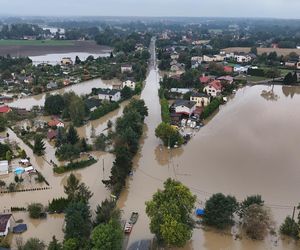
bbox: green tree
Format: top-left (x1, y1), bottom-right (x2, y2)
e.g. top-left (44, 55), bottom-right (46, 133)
top-left (284, 72), bottom-right (294, 85)
top-left (243, 204), bottom-right (272, 240)
top-left (121, 86), bottom-right (133, 99)
top-left (64, 173), bottom-right (80, 201)
top-left (62, 239), bottom-right (79, 250)
top-left (64, 202), bottom-right (92, 241)
top-left (280, 216), bottom-right (299, 239)
top-left (155, 122), bottom-right (183, 147)
top-left (33, 135), bottom-right (46, 156)
top-left (44, 95), bottom-right (65, 115)
top-left (48, 236), bottom-right (62, 250)
top-left (145, 178), bottom-right (196, 247)
top-left (23, 238), bottom-right (45, 250)
top-left (203, 193), bottom-right (238, 229)
top-left (91, 219), bottom-right (123, 250)
top-left (68, 96), bottom-right (86, 126)
top-left (0, 116), bottom-right (7, 132)
top-left (67, 125), bottom-right (79, 145)
top-left (5, 150), bottom-right (12, 161)
top-left (19, 149), bottom-right (27, 159)
top-left (28, 203), bottom-right (43, 219)
top-left (95, 199), bottom-right (118, 225)
top-left (94, 133), bottom-right (107, 151)
top-left (239, 195), bottom-right (264, 218)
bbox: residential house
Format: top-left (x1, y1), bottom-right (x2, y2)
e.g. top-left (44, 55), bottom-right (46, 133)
top-left (97, 88), bottom-right (121, 102)
top-left (46, 81), bottom-right (58, 90)
top-left (199, 75), bottom-right (212, 85)
top-left (171, 63), bottom-right (185, 72)
top-left (190, 93), bottom-right (210, 107)
top-left (47, 129), bottom-right (58, 141)
top-left (0, 105), bottom-right (11, 114)
top-left (191, 56), bottom-right (203, 69)
top-left (204, 80), bottom-right (222, 97)
top-left (173, 99), bottom-right (196, 116)
top-left (234, 53), bottom-right (254, 63)
top-left (61, 57), bottom-right (73, 65)
top-left (203, 55), bottom-right (225, 62)
top-left (285, 61), bottom-right (300, 69)
top-left (0, 214), bottom-right (13, 236)
top-left (0, 96), bottom-right (13, 103)
top-left (234, 65), bottom-right (248, 73)
top-left (122, 78), bottom-right (136, 90)
top-left (48, 119), bottom-right (64, 128)
top-left (170, 88), bottom-right (193, 95)
top-left (135, 43), bottom-right (144, 51)
top-left (0, 161), bottom-right (8, 175)
top-left (217, 75), bottom-right (234, 85)
top-left (223, 65), bottom-right (233, 73)
top-left (121, 64), bottom-right (133, 73)
top-left (171, 52), bottom-right (179, 60)
top-left (84, 98), bottom-right (101, 112)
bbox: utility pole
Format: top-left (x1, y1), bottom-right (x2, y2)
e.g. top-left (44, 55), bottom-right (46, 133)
top-left (292, 206), bottom-right (296, 220)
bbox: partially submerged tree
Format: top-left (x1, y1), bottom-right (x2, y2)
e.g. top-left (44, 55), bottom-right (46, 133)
top-left (203, 193), bottom-right (238, 229)
top-left (33, 135), bottom-right (46, 156)
top-left (146, 178), bottom-right (196, 247)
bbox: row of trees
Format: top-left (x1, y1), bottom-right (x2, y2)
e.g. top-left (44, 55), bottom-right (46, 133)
top-left (103, 99), bottom-right (148, 195)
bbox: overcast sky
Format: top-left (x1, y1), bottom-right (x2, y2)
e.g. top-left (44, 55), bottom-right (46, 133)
top-left (0, 0), bottom-right (299, 19)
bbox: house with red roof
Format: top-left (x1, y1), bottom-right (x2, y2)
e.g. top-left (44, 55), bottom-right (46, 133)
top-left (199, 75), bottom-right (212, 85)
top-left (0, 214), bottom-right (13, 236)
top-left (48, 119), bottom-right (64, 128)
top-left (223, 66), bottom-right (233, 73)
top-left (203, 80), bottom-right (222, 97)
top-left (0, 105), bottom-right (11, 114)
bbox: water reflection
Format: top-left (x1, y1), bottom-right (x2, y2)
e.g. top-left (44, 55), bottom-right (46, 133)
top-left (282, 85), bottom-right (300, 98)
top-left (261, 85), bottom-right (279, 101)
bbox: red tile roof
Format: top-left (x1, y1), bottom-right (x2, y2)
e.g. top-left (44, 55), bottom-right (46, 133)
top-left (48, 119), bottom-right (63, 127)
top-left (0, 214), bottom-right (12, 233)
top-left (224, 66), bottom-right (233, 72)
top-left (199, 76), bottom-right (211, 84)
top-left (208, 80), bottom-right (222, 90)
top-left (0, 105), bottom-right (11, 113)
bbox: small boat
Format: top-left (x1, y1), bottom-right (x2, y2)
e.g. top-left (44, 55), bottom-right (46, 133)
top-left (129, 212), bottom-right (139, 224)
top-left (13, 224), bottom-right (27, 234)
top-left (124, 222), bottom-right (133, 234)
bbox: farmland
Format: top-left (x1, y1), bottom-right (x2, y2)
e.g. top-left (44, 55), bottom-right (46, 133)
top-left (224, 47), bottom-right (300, 56)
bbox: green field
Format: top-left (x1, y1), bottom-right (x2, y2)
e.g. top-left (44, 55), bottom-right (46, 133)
top-left (0, 40), bottom-right (75, 46)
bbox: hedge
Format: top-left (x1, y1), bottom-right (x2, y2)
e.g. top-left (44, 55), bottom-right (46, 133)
top-left (53, 158), bottom-right (97, 174)
top-left (160, 98), bottom-right (171, 123)
top-left (90, 102), bottom-right (120, 120)
top-left (201, 98), bottom-right (222, 119)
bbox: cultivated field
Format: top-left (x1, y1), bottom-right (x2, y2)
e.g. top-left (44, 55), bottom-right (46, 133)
top-left (224, 47), bottom-right (300, 56)
top-left (0, 40), bottom-right (111, 56)
top-left (0, 39), bottom-right (74, 46)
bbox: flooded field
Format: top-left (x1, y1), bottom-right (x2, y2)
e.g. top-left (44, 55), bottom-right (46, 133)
top-left (9, 77), bottom-right (120, 109)
top-left (30, 52), bottom-right (110, 65)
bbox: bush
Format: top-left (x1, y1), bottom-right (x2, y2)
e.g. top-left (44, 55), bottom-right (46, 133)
top-left (53, 158), bottom-right (97, 174)
top-left (201, 98), bottom-right (222, 120)
top-left (55, 144), bottom-right (80, 161)
top-left (48, 197), bottom-right (70, 213)
top-left (280, 216), bottom-right (299, 239)
top-left (160, 98), bottom-right (171, 123)
top-left (90, 101), bottom-right (120, 120)
top-left (28, 203), bottom-right (44, 219)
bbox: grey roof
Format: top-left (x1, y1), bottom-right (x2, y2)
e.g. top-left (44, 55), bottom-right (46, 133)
top-left (191, 92), bottom-right (209, 98)
top-left (96, 88), bottom-right (120, 96)
top-left (173, 99), bottom-right (196, 109)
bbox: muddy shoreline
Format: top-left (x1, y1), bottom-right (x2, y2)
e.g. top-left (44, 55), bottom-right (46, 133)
top-left (0, 40), bottom-right (112, 57)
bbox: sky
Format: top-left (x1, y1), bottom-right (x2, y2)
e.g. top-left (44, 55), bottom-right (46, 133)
top-left (0, 0), bottom-right (299, 19)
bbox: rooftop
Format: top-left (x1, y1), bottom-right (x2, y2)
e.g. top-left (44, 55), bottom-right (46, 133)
top-left (0, 214), bottom-right (12, 233)
top-left (174, 99), bottom-right (196, 109)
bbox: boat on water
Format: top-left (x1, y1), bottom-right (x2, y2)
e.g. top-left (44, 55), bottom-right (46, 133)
top-left (124, 222), bottom-right (133, 234)
top-left (129, 212), bottom-right (139, 224)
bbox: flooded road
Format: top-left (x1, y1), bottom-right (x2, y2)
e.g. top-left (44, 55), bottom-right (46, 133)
top-left (10, 78), bottom-right (120, 109)
top-left (118, 38), bottom-right (300, 249)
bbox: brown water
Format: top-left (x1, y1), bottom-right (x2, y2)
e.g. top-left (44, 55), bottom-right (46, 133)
top-left (117, 39), bottom-right (300, 249)
top-left (9, 78), bottom-right (120, 109)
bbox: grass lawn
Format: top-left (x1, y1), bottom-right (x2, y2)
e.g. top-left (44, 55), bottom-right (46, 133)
top-left (0, 40), bottom-right (75, 46)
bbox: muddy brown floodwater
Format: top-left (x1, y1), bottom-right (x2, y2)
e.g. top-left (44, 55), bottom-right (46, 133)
top-left (117, 39), bottom-right (300, 250)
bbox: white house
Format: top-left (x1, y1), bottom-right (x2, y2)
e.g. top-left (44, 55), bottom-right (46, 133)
top-left (122, 79), bottom-right (136, 90)
top-left (173, 100), bottom-right (196, 116)
top-left (191, 56), bottom-right (203, 69)
top-left (61, 57), bottom-right (73, 65)
top-left (235, 54), bottom-right (252, 63)
top-left (0, 214), bottom-right (12, 236)
top-left (171, 52), bottom-right (179, 60)
top-left (0, 160), bottom-right (8, 175)
top-left (204, 80), bottom-right (223, 97)
top-left (97, 88), bottom-right (121, 102)
top-left (121, 64), bottom-right (133, 73)
top-left (190, 93), bottom-right (210, 107)
top-left (170, 88), bottom-right (193, 95)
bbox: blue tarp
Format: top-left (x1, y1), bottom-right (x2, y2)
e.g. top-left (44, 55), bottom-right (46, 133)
top-left (13, 224), bottom-right (27, 233)
top-left (196, 209), bottom-right (205, 216)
